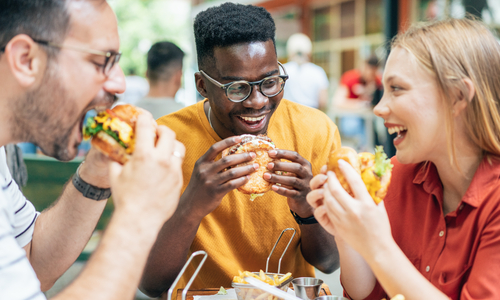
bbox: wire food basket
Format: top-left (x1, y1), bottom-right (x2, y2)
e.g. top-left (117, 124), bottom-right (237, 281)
top-left (167, 250), bottom-right (208, 300)
top-left (232, 228), bottom-right (296, 300)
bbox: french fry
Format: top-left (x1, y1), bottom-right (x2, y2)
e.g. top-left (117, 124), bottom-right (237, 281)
top-left (233, 276), bottom-right (245, 284)
top-left (264, 274), bottom-right (275, 285)
top-left (278, 272), bottom-right (292, 284)
top-left (244, 290), bottom-right (253, 300)
top-left (259, 270), bottom-right (267, 281)
top-left (255, 292), bottom-right (269, 300)
top-left (273, 274), bottom-right (279, 285)
top-left (243, 271), bottom-right (261, 280)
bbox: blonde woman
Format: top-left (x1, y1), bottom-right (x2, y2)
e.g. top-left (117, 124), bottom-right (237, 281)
top-left (307, 18), bottom-right (500, 300)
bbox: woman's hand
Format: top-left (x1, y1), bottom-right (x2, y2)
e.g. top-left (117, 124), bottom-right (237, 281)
top-left (312, 159), bottom-right (393, 258)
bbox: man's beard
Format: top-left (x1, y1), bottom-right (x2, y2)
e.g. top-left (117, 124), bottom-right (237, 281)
top-left (9, 61), bottom-right (114, 161)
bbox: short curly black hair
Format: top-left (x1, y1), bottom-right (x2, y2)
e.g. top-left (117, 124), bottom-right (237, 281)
top-left (194, 2), bottom-right (276, 69)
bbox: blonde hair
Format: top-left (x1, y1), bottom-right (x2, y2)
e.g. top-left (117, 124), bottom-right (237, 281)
top-left (392, 18), bottom-right (500, 166)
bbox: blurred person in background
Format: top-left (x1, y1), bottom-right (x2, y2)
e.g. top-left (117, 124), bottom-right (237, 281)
top-left (333, 55), bottom-right (382, 110)
top-left (332, 55), bottom-right (383, 150)
top-left (118, 67), bottom-right (149, 105)
top-left (136, 41), bottom-right (185, 119)
top-left (283, 33), bottom-right (329, 111)
top-left (0, 0), bottom-right (184, 299)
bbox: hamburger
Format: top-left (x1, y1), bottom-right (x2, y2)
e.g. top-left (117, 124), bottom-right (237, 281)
top-left (82, 104), bottom-right (141, 164)
top-left (222, 134), bottom-right (278, 201)
top-left (327, 146), bottom-right (392, 204)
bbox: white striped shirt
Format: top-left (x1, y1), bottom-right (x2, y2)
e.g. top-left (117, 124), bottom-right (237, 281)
top-left (0, 147), bottom-right (39, 247)
top-left (1, 176), bottom-right (46, 300)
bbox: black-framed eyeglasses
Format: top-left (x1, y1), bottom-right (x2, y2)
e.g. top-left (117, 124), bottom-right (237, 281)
top-left (200, 61), bottom-right (289, 102)
top-left (1, 39), bottom-right (121, 76)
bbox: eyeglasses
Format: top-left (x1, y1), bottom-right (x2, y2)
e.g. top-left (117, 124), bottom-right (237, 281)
top-left (200, 61), bottom-right (289, 102)
top-left (1, 38), bottom-right (121, 76)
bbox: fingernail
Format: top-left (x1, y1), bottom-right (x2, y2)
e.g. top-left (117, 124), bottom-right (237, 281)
top-left (267, 162), bottom-right (274, 169)
top-left (272, 185), bottom-right (279, 191)
top-left (338, 159), bottom-right (347, 166)
top-left (318, 189), bottom-right (324, 195)
top-left (249, 152), bottom-right (256, 159)
top-left (263, 173), bottom-right (272, 180)
top-left (253, 163), bottom-right (259, 170)
top-left (234, 136), bottom-right (242, 143)
top-left (268, 150), bottom-right (277, 156)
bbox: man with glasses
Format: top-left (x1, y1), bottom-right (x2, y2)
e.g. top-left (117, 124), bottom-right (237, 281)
top-left (0, 1), bottom-right (184, 299)
top-left (140, 3), bottom-right (341, 298)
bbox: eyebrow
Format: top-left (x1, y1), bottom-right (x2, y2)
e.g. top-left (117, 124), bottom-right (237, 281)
top-left (220, 68), bottom-right (279, 81)
top-left (383, 75), bottom-right (396, 83)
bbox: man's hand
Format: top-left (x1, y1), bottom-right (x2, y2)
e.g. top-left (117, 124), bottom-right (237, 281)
top-left (182, 136), bottom-right (258, 219)
top-left (109, 114), bottom-right (185, 226)
top-left (78, 147), bottom-right (112, 188)
top-left (263, 149), bottom-right (314, 217)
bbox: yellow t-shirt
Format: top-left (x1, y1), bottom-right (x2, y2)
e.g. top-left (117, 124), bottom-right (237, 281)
top-left (157, 99), bottom-right (341, 292)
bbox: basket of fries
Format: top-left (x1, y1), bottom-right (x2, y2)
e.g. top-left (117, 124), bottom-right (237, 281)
top-left (232, 228), bottom-right (296, 300)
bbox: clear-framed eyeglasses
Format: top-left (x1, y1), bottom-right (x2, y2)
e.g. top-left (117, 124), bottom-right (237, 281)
top-left (0, 38), bottom-right (121, 77)
top-left (200, 61), bottom-right (289, 102)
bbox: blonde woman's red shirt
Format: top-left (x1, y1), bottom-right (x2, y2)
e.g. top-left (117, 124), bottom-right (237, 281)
top-left (353, 155), bottom-right (500, 300)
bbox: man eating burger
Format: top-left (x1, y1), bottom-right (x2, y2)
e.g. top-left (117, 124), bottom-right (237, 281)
top-left (0, 1), bottom-right (184, 299)
top-left (140, 3), bottom-right (342, 298)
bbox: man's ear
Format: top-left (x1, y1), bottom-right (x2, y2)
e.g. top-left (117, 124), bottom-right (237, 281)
top-left (195, 72), bottom-right (208, 98)
top-left (5, 34), bottom-right (46, 88)
top-left (452, 78), bottom-right (475, 117)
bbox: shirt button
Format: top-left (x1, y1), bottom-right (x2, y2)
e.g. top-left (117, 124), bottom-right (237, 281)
top-left (439, 231), bottom-right (444, 237)
top-left (426, 266), bottom-right (430, 272)
top-left (459, 204), bottom-right (464, 210)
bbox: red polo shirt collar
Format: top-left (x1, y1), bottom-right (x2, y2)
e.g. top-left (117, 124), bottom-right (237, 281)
top-left (412, 155), bottom-right (500, 209)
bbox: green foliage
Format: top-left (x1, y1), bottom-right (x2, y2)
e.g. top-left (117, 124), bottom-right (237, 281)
top-left (109, 0), bottom-right (191, 76)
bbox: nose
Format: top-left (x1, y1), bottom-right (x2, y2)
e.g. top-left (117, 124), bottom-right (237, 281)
top-left (373, 91), bottom-right (390, 119)
top-left (242, 84), bottom-right (268, 110)
top-left (103, 64), bottom-right (126, 95)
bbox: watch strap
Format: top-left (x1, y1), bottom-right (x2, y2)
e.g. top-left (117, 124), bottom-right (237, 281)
top-left (290, 210), bottom-right (318, 225)
top-left (72, 165), bottom-right (111, 201)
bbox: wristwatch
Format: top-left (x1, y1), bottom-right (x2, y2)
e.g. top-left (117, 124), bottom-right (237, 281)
top-left (290, 210), bottom-right (318, 225)
top-left (72, 164), bottom-right (111, 201)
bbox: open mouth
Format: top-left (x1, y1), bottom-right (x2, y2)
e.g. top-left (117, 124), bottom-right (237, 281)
top-left (237, 115), bottom-right (266, 130)
top-left (388, 125), bottom-right (408, 145)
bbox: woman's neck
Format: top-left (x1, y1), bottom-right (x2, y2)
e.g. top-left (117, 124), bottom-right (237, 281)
top-left (433, 141), bottom-right (482, 215)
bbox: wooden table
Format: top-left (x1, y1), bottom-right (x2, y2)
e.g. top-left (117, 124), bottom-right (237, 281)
top-left (176, 284), bottom-right (332, 300)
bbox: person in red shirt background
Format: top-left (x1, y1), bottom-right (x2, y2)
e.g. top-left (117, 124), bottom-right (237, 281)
top-left (336, 56), bottom-right (382, 105)
top-left (332, 56), bottom-right (384, 152)
top-left (308, 18), bottom-right (500, 300)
